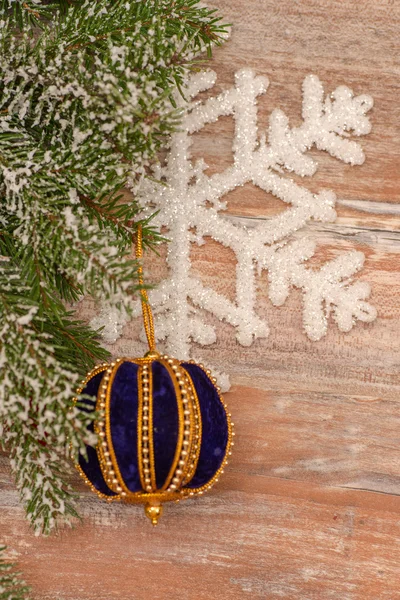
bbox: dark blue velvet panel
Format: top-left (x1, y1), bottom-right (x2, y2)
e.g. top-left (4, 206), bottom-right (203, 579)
top-left (109, 361), bottom-right (142, 492)
top-left (78, 371), bottom-right (116, 497)
top-left (79, 445), bottom-right (116, 497)
top-left (79, 371), bottom-right (103, 414)
top-left (152, 361), bottom-right (179, 488)
top-left (181, 363), bottom-right (228, 488)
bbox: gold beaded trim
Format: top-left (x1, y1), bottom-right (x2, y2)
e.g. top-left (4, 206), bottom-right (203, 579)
top-left (102, 360), bottom-right (128, 497)
top-left (137, 363), bottom-right (156, 493)
top-left (158, 357), bottom-right (186, 492)
top-left (137, 364), bottom-right (145, 491)
top-left (116, 490), bottom-right (181, 505)
top-left (74, 461), bottom-right (118, 502)
top-left (73, 363), bottom-right (121, 503)
top-left (148, 365), bottom-right (157, 491)
top-left (180, 368), bottom-right (202, 487)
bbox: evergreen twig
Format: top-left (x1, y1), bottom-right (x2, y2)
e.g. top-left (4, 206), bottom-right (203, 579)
top-left (0, 0), bottom-right (227, 536)
top-left (0, 546), bottom-right (30, 600)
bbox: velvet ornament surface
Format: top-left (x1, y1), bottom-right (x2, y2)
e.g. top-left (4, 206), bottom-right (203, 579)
top-left (109, 362), bottom-right (141, 492)
top-left (151, 361), bottom-right (179, 488)
top-left (78, 371), bottom-right (116, 497)
top-left (182, 363), bottom-right (229, 488)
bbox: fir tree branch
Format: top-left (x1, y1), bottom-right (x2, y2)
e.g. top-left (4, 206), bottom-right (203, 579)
top-left (0, 258), bottom-right (98, 534)
top-left (0, 0), bottom-right (227, 538)
top-left (1, 0), bottom-right (69, 31)
top-left (0, 546), bottom-right (30, 600)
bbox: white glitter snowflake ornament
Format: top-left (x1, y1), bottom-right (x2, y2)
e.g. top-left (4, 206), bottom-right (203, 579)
top-left (93, 68), bottom-right (376, 386)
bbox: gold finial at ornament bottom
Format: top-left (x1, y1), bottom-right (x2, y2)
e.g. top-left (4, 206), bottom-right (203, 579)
top-left (144, 501), bottom-right (163, 526)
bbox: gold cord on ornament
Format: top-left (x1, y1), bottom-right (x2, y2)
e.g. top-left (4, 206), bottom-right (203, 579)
top-left (135, 225), bottom-right (158, 356)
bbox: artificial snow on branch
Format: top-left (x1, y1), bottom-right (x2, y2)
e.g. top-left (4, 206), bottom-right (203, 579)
top-left (0, 0), bottom-right (227, 534)
top-left (96, 68), bottom-right (376, 379)
top-left (0, 545), bottom-right (30, 600)
top-left (0, 257), bottom-right (98, 534)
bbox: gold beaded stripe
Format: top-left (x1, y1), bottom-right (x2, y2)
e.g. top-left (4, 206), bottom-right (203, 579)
top-left (158, 357), bottom-right (187, 492)
top-left (137, 363), bottom-right (156, 493)
top-left (147, 365), bottom-right (157, 491)
top-left (136, 364), bottom-right (145, 490)
top-left (95, 365), bottom-right (114, 492)
top-left (75, 461), bottom-right (117, 502)
top-left (103, 360), bottom-right (130, 496)
top-left (73, 363), bottom-right (121, 503)
top-left (164, 361), bottom-right (195, 492)
top-left (180, 368), bottom-right (202, 487)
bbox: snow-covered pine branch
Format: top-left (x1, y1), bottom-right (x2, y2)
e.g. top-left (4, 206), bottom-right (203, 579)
top-left (0, 545), bottom-right (30, 600)
top-left (0, 0), bottom-right (227, 532)
top-left (0, 258), bottom-right (97, 534)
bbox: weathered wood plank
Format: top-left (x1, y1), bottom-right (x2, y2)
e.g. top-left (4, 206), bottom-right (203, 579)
top-left (1, 1), bottom-right (400, 598)
top-left (3, 469), bottom-right (400, 600)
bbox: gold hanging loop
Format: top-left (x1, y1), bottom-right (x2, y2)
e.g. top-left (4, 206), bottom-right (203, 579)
top-left (135, 225), bottom-right (157, 355)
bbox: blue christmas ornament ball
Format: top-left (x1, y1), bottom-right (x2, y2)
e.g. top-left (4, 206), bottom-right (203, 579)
top-left (75, 353), bottom-right (233, 525)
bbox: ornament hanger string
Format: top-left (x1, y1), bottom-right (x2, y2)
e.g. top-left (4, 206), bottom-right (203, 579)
top-left (135, 225), bottom-right (157, 353)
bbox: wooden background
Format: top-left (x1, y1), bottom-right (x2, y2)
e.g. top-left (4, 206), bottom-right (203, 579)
top-left (1, 1), bottom-right (400, 598)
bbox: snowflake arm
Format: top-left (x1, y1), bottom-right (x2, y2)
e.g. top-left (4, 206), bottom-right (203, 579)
top-left (266, 240), bottom-right (376, 340)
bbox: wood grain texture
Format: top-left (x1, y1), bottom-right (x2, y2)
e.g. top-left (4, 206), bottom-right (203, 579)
top-left (1, 1), bottom-right (400, 598)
